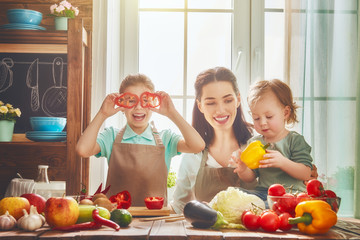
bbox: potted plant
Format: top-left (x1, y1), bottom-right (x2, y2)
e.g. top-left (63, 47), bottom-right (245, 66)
top-left (48, 0), bottom-right (79, 30)
top-left (0, 101), bottom-right (21, 142)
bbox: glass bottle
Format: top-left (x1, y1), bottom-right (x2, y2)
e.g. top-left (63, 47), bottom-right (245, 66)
top-left (36, 165), bottom-right (49, 183)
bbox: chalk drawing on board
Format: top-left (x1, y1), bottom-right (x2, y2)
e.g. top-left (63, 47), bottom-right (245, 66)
top-left (41, 57), bottom-right (67, 117)
top-left (26, 58), bottom-right (40, 111)
top-left (0, 58), bottom-right (14, 93)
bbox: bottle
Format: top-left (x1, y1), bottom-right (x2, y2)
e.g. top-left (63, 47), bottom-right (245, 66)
top-left (35, 165), bottom-right (49, 183)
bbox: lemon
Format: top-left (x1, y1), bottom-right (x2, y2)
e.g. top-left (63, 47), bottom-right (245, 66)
top-left (110, 209), bottom-right (132, 227)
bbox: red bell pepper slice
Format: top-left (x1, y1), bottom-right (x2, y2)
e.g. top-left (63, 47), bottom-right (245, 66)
top-left (140, 92), bottom-right (161, 108)
top-left (109, 191), bottom-right (132, 209)
top-left (144, 197), bottom-right (164, 209)
top-left (114, 93), bottom-right (139, 108)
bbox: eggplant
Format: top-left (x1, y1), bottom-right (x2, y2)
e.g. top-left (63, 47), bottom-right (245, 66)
top-left (183, 200), bottom-right (218, 228)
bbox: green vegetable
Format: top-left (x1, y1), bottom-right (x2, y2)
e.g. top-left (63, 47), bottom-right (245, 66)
top-left (209, 187), bottom-right (265, 224)
top-left (167, 171), bottom-right (177, 188)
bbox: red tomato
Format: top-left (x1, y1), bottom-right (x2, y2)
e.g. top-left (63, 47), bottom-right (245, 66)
top-left (278, 212), bottom-right (294, 231)
top-left (260, 211), bottom-right (280, 232)
top-left (268, 184), bottom-right (286, 196)
top-left (325, 189), bottom-right (337, 198)
top-left (296, 192), bottom-right (310, 204)
top-left (278, 193), bottom-right (297, 213)
top-left (306, 179), bottom-right (325, 197)
top-left (242, 211), bottom-right (261, 230)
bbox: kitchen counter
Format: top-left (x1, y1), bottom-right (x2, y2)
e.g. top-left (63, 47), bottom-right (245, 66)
top-left (1, 217), bottom-right (359, 239)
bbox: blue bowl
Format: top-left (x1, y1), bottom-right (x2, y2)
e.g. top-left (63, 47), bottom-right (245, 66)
top-left (7, 9), bottom-right (43, 25)
top-left (30, 117), bottom-right (66, 132)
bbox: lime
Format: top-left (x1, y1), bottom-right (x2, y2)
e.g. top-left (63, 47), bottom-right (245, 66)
top-left (110, 209), bottom-right (132, 227)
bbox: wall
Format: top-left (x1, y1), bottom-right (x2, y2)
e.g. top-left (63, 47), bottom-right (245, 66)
top-left (0, 0), bottom-right (92, 31)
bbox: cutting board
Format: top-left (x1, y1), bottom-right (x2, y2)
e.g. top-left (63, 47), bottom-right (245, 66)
top-left (128, 206), bottom-right (171, 216)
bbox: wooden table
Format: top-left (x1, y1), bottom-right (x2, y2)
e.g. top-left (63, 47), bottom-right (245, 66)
top-left (1, 217), bottom-right (359, 240)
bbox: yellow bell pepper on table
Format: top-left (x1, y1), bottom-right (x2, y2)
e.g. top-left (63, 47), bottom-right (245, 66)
top-left (288, 200), bottom-right (337, 234)
top-left (240, 140), bottom-right (269, 169)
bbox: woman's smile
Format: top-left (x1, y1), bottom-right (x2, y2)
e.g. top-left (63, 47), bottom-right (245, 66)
top-left (214, 115), bottom-right (230, 124)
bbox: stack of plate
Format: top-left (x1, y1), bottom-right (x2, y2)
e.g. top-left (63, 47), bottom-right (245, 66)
top-left (0, 23), bottom-right (46, 30)
top-left (26, 131), bottom-right (66, 142)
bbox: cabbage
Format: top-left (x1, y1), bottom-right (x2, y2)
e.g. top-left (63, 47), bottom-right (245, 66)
top-left (209, 187), bottom-right (265, 224)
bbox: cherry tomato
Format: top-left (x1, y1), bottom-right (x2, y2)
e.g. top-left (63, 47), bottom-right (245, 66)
top-left (242, 211), bottom-right (261, 230)
top-left (278, 193), bottom-right (297, 213)
top-left (306, 179), bottom-right (325, 197)
top-left (260, 210), bottom-right (280, 232)
top-left (296, 192), bottom-right (310, 204)
top-left (268, 184), bottom-right (286, 196)
top-left (278, 212), bottom-right (294, 231)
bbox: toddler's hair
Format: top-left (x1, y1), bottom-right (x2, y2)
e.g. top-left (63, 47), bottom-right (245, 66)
top-left (248, 79), bottom-right (299, 125)
top-left (119, 73), bottom-right (155, 93)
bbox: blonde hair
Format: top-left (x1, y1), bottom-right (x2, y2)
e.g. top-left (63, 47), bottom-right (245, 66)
top-left (119, 73), bottom-right (155, 93)
top-left (248, 79), bottom-right (299, 125)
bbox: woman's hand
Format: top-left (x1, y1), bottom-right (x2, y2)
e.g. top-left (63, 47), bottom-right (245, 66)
top-left (99, 93), bottom-right (123, 118)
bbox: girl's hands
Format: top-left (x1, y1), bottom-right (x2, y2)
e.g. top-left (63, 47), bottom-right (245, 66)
top-left (100, 93), bottom-right (124, 118)
top-left (150, 91), bottom-right (176, 117)
top-left (259, 149), bottom-right (287, 168)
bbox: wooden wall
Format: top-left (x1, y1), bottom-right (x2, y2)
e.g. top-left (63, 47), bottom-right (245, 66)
top-left (0, 0), bottom-right (92, 31)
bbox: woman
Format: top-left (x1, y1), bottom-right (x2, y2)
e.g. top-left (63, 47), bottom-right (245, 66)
top-left (171, 67), bottom-right (257, 214)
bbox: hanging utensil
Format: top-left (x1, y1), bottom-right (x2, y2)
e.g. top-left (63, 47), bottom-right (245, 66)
top-left (0, 58), bottom-right (14, 93)
top-left (26, 58), bottom-right (40, 111)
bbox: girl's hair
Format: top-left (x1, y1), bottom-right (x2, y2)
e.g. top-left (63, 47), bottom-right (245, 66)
top-left (247, 79), bottom-right (299, 125)
top-left (192, 67), bottom-right (253, 146)
top-left (119, 73), bottom-right (155, 93)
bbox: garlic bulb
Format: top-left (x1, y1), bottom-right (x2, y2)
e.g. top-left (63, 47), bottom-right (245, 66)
top-left (0, 211), bottom-right (16, 231)
top-left (17, 205), bottom-right (45, 231)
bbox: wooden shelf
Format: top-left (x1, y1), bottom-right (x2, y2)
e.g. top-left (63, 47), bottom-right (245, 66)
top-left (0, 19), bottom-right (91, 197)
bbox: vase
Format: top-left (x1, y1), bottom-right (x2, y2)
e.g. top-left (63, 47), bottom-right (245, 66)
top-left (0, 120), bottom-right (15, 142)
top-left (54, 17), bottom-right (69, 30)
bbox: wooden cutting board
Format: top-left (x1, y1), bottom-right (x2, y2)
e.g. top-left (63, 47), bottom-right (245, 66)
top-left (128, 206), bottom-right (171, 216)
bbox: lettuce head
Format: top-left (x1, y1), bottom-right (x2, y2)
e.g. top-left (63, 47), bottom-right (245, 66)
top-left (209, 187), bottom-right (265, 224)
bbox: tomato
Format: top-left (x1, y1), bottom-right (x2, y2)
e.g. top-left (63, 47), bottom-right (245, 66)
top-left (241, 211), bottom-right (261, 230)
top-left (278, 193), bottom-right (297, 214)
top-left (268, 184), bottom-right (286, 196)
top-left (296, 192), bottom-right (310, 204)
top-left (324, 189), bottom-right (337, 198)
top-left (278, 212), bottom-right (294, 231)
top-left (260, 210), bottom-right (280, 232)
top-left (306, 179), bottom-right (325, 197)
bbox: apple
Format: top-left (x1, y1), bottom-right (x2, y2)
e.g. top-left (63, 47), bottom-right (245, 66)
top-left (20, 193), bottom-right (46, 214)
top-left (0, 197), bottom-right (30, 220)
top-left (44, 196), bottom-right (79, 228)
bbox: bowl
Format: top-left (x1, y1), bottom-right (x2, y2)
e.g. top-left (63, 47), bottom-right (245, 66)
top-left (30, 117), bottom-right (66, 132)
top-left (267, 195), bottom-right (341, 214)
top-left (7, 9), bottom-right (43, 25)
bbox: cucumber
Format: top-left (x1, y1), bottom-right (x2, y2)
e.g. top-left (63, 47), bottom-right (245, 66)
top-left (77, 205), bottom-right (110, 223)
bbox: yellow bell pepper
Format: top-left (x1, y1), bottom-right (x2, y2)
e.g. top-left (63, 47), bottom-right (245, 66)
top-left (288, 200), bottom-right (337, 234)
top-left (240, 141), bottom-right (269, 169)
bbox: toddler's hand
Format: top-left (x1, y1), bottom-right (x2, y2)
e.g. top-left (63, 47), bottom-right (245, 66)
top-left (229, 149), bottom-right (248, 174)
top-left (259, 149), bottom-right (287, 168)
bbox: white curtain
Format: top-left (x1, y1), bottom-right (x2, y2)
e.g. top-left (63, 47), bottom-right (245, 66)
top-left (289, 0), bottom-right (358, 217)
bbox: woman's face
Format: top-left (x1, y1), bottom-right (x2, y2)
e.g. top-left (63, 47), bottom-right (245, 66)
top-left (197, 81), bottom-right (240, 132)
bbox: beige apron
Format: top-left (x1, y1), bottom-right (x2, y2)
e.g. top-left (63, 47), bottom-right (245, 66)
top-left (194, 148), bottom-right (257, 202)
top-left (105, 125), bottom-right (167, 206)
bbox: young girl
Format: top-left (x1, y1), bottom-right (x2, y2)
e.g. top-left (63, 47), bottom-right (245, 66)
top-left (234, 79), bottom-right (313, 201)
top-left (76, 73), bottom-right (205, 206)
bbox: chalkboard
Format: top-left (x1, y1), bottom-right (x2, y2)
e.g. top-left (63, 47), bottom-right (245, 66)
top-left (0, 53), bottom-right (67, 133)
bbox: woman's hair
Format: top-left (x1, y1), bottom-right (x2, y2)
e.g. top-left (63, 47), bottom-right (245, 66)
top-left (119, 73), bottom-right (155, 93)
top-left (247, 79), bottom-right (299, 125)
top-left (192, 67), bottom-right (253, 146)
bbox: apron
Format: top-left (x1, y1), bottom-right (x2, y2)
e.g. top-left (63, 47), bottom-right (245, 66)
top-left (105, 125), bottom-right (167, 206)
top-left (194, 148), bottom-right (257, 202)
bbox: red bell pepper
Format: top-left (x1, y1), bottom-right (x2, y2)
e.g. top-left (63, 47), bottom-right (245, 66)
top-left (144, 197), bottom-right (164, 209)
top-left (140, 92), bottom-right (161, 108)
top-left (109, 191), bottom-right (132, 209)
top-left (115, 93), bottom-right (139, 108)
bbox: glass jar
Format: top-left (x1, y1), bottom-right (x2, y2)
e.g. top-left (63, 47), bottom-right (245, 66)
top-left (36, 165), bottom-right (49, 183)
